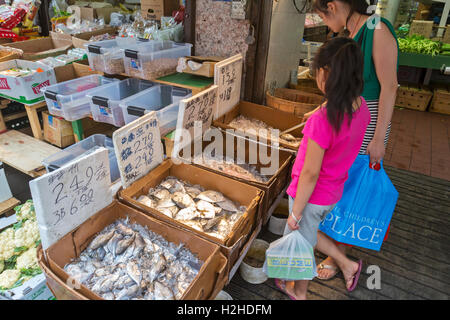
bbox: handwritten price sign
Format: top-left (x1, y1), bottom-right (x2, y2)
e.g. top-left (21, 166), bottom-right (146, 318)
top-left (214, 54), bottom-right (243, 119)
top-left (113, 111), bottom-right (164, 188)
top-left (30, 148), bottom-right (112, 249)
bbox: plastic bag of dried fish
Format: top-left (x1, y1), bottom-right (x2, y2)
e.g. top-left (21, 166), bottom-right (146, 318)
top-left (135, 177), bottom-right (247, 241)
top-left (64, 217), bottom-right (203, 300)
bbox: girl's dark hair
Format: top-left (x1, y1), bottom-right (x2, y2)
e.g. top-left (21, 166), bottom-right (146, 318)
top-left (313, 0), bottom-right (376, 30)
top-left (313, 37), bottom-right (364, 132)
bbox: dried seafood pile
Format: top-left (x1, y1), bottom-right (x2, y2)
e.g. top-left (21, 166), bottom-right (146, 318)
top-left (65, 218), bottom-right (202, 300)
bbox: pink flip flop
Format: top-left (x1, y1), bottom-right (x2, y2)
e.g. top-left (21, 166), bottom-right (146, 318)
top-left (347, 260), bottom-right (363, 292)
top-left (274, 278), bottom-right (297, 300)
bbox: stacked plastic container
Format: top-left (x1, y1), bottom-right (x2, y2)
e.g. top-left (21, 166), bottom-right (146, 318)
top-left (41, 75), bottom-right (118, 121)
top-left (86, 78), bottom-right (156, 127)
top-left (42, 134), bottom-right (120, 183)
top-left (120, 85), bottom-right (191, 136)
top-left (123, 41), bottom-right (192, 80)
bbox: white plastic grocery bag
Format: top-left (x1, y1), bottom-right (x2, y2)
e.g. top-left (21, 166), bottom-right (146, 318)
top-left (263, 230), bottom-right (318, 280)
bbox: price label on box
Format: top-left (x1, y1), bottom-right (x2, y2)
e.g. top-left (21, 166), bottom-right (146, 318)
top-left (30, 148), bottom-right (112, 250)
top-left (113, 111), bottom-right (164, 188)
top-left (214, 54), bottom-right (243, 119)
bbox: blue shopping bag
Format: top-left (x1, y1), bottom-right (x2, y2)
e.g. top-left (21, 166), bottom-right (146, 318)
top-left (318, 155), bottom-right (398, 251)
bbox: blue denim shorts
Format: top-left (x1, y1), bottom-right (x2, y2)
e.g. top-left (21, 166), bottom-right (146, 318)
top-left (284, 196), bottom-right (336, 247)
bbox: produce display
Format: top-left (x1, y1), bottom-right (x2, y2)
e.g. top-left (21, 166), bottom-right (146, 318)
top-left (0, 200), bottom-right (42, 291)
top-left (398, 35), bottom-right (441, 56)
top-left (64, 218), bottom-right (202, 300)
top-left (193, 156), bottom-right (270, 183)
top-left (228, 115), bottom-right (302, 149)
top-left (135, 176), bottom-right (246, 241)
top-left (0, 67), bottom-right (36, 77)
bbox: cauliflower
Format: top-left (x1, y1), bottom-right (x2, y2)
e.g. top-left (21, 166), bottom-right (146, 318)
top-left (16, 200), bottom-right (35, 222)
top-left (0, 269), bottom-right (20, 289)
top-left (0, 228), bottom-right (15, 261)
top-left (0, 261), bottom-right (3, 273)
top-left (14, 220), bottom-right (40, 249)
top-left (16, 247), bottom-right (38, 270)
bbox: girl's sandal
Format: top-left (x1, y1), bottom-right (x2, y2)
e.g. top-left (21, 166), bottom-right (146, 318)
top-left (316, 263), bottom-right (339, 281)
top-left (274, 278), bottom-right (298, 301)
top-left (346, 260), bottom-right (363, 292)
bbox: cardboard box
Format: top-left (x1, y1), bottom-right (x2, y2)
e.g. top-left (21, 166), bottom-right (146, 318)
top-left (177, 130), bottom-right (293, 225)
top-left (0, 60), bottom-right (57, 105)
top-left (141, 0), bottom-right (180, 21)
top-left (118, 159), bottom-right (263, 281)
top-left (213, 101), bottom-right (304, 151)
top-left (5, 35), bottom-right (73, 61)
top-left (79, 7), bottom-right (119, 24)
top-left (71, 27), bottom-right (117, 49)
top-left (53, 59), bottom-right (101, 83)
top-left (43, 200), bottom-right (228, 300)
top-left (181, 56), bottom-right (223, 78)
top-left (43, 111), bottom-right (75, 148)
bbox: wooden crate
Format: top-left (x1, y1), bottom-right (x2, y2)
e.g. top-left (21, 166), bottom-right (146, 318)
top-left (266, 88), bottom-right (323, 117)
top-left (443, 25), bottom-right (450, 44)
top-left (409, 20), bottom-right (434, 38)
top-left (395, 85), bottom-right (433, 111)
top-left (429, 86), bottom-right (450, 115)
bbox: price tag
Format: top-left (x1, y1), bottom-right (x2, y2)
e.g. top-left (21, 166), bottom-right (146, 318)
top-left (113, 111), bottom-right (164, 188)
top-left (174, 85), bottom-right (218, 153)
top-left (214, 54), bottom-right (243, 119)
top-left (30, 148), bottom-right (111, 250)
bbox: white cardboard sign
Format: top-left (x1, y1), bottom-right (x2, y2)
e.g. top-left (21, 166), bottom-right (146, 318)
top-left (173, 85), bottom-right (218, 154)
top-left (214, 54), bottom-right (243, 119)
top-left (113, 111), bottom-right (164, 188)
top-left (30, 148), bottom-right (111, 250)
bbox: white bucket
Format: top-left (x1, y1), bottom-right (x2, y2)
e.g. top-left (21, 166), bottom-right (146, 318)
top-left (214, 290), bottom-right (233, 300)
top-left (268, 198), bottom-right (289, 235)
top-left (239, 239), bottom-right (270, 284)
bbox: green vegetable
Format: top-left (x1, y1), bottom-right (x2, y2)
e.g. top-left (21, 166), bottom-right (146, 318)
top-left (12, 220), bottom-right (24, 230)
top-left (20, 267), bottom-right (42, 277)
top-left (4, 255), bottom-right (18, 270)
top-left (35, 240), bottom-right (41, 248)
top-left (13, 246), bottom-right (28, 254)
top-left (441, 43), bottom-right (450, 51)
top-left (398, 35), bottom-right (442, 56)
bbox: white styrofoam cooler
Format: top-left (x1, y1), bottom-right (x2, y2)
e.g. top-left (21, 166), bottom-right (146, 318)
top-left (119, 85), bottom-right (191, 136)
top-left (0, 274), bottom-right (55, 300)
top-left (0, 60), bottom-right (56, 105)
top-left (41, 75), bottom-right (119, 121)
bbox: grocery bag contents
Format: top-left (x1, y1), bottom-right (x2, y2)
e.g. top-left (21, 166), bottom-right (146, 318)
top-left (194, 156), bottom-right (270, 183)
top-left (135, 176), bottom-right (246, 240)
top-left (228, 115), bottom-right (302, 149)
top-left (0, 200), bottom-right (42, 291)
top-left (64, 218), bottom-right (203, 300)
top-left (264, 230), bottom-right (317, 280)
top-left (0, 67), bottom-right (35, 77)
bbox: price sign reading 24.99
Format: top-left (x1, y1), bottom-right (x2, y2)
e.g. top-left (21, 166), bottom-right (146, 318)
top-left (30, 148), bottom-right (112, 250)
top-left (113, 111), bottom-right (164, 188)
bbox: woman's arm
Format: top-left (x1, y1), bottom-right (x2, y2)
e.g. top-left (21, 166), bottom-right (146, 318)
top-left (368, 22), bottom-right (398, 164)
top-left (287, 138), bottom-right (325, 230)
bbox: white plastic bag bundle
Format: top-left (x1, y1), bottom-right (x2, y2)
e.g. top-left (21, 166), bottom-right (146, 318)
top-left (263, 230), bottom-right (318, 280)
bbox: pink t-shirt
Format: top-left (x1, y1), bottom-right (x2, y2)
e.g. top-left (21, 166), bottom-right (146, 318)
top-left (286, 98), bottom-right (370, 206)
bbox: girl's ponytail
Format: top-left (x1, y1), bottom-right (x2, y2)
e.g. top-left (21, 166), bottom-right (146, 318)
top-left (313, 37), bottom-right (364, 132)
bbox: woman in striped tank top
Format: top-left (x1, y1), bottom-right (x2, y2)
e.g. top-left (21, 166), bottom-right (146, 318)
top-left (304, 0), bottom-right (399, 281)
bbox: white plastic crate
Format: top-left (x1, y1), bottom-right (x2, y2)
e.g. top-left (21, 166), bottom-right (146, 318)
top-left (123, 41), bottom-right (192, 80)
top-left (120, 85), bottom-right (191, 136)
top-left (86, 78), bottom-right (156, 127)
top-left (0, 60), bottom-right (56, 105)
top-left (42, 75), bottom-right (118, 121)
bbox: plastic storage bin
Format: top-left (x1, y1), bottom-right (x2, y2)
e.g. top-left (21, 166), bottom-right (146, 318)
top-left (86, 39), bottom-right (139, 75)
top-left (42, 75), bottom-right (118, 121)
top-left (42, 134), bottom-right (120, 183)
top-left (120, 85), bottom-right (191, 135)
top-left (87, 78), bottom-right (156, 127)
top-left (123, 42), bottom-right (192, 80)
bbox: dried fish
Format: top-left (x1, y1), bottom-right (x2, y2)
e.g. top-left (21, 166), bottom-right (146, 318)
top-left (216, 199), bottom-right (239, 213)
top-left (197, 190), bottom-right (225, 203)
top-left (151, 188), bottom-right (171, 201)
top-left (116, 234), bottom-right (135, 256)
top-left (172, 192), bottom-right (195, 208)
top-left (176, 207), bottom-right (198, 220)
top-left (137, 195), bottom-right (157, 208)
top-left (88, 229), bottom-right (115, 251)
top-left (126, 261), bottom-right (142, 285)
top-left (154, 281), bottom-right (175, 300)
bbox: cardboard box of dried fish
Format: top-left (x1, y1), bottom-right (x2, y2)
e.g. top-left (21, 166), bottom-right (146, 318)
top-left (212, 101), bottom-right (304, 151)
top-left (41, 201), bottom-right (227, 300)
top-left (175, 130), bottom-right (293, 225)
top-left (118, 160), bottom-right (263, 281)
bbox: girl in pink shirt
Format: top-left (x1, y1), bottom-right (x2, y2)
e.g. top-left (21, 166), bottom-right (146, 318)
top-left (275, 37), bottom-right (370, 300)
